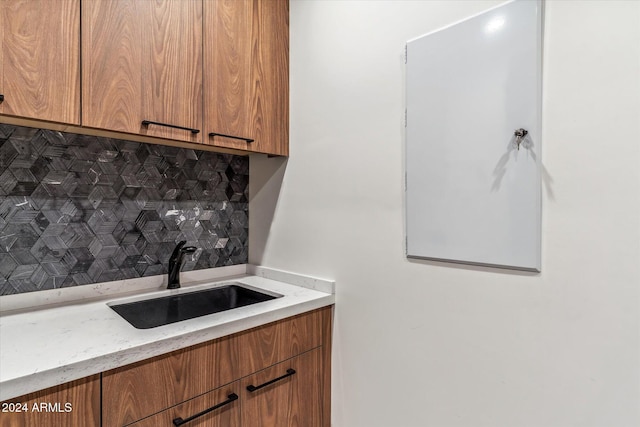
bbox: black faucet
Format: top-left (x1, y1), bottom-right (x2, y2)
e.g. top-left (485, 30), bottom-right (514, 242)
top-left (168, 241), bottom-right (197, 289)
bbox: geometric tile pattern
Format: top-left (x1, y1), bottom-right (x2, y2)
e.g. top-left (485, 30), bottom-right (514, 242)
top-left (0, 125), bottom-right (248, 295)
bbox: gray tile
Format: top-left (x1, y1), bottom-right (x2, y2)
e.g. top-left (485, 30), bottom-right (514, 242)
top-left (40, 129), bottom-right (67, 146)
top-left (0, 253), bottom-right (18, 278)
top-left (87, 209), bottom-right (119, 234)
top-left (120, 267), bottom-right (140, 280)
top-left (65, 248), bottom-right (95, 274)
top-left (0, 126), bottom-right (248, 295)
top-left (9, 209), bottom-right (39, 224)
top-left (0, 141), bottom-right (19, 169)
top-left (10, 264), bottom-right (37, 280)
top-left (7, 278), bottom-right (39, 294)
top-left (143, 264), bottom-right (164, 276)
top-left (42, 223), bottom-right (67, 237)
top-left (0, 169), bottom-right (18, 195)
top-left (41, 261), bottom-right (71, 277)
top-left (30, 266), bottom-right (51, 289)
top-left (0, 124), bottom-right (17, 140)
top-left (70, 273), bottom-right (92, 286)
top-left (88, 235), bottom-right (119, 259)
top-left (30, 239), bottom-right (65, 263)
top-left (61, 223), bottom-right (95, 249)
top-left (41, 235), bottom-right (67, 250)
top-left (2, 224), bottom-right (39, 250)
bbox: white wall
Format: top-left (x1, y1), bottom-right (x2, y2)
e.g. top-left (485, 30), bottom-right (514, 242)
top-left (250, 1), bottom-right (640, 426)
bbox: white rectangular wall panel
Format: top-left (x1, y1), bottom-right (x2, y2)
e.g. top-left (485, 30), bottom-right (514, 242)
top-left (405, 0), bottom-right (543, 271)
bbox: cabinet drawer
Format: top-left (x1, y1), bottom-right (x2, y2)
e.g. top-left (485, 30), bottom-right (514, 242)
top-left (236, 308), bottom-right (327, 377)
top-left (129, 382), bottom-right (240, 427)
top-left (241, 348), bottom-right (322, 427)
top-left (102, 335), bottom-right (236, 427)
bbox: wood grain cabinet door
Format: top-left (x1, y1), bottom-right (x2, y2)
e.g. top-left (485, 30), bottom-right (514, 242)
top-left (102, 335), bottom-right (237, 427)
top-left (82, 0), bottom-right (203, 143)
top-left (236, 307), bottom-right (325, 378)
top-left (241, 348), bottom-right (322, 427)
top-left (204, 0), bottom-right (289, 156)
top-left (0, 0), bottom-right (80, 124)
top-left (0, 375), bottom-right (100, 427)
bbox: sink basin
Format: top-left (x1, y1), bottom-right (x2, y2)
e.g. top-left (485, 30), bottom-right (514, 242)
top-left (109, 282), bottom-right (280, 329)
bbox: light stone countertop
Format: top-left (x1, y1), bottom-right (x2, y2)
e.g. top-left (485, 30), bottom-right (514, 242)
top-left (0, 265), bottom-right (335, 401)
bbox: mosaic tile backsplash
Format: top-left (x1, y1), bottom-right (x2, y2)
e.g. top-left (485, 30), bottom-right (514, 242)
top-left (0, 125), bottom-right (248, 295)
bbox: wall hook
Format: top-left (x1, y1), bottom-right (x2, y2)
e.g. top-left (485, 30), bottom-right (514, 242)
top-left (514, 128), bottom-right (528, 150)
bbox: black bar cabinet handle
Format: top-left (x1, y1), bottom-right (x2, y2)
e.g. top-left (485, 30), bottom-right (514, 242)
top-left (141, 120), bottom-right (200, 134)
top-left (172, 393), bottom-right (238, 426)
top-left (0, 94), bottom-right (4, 102)
top-left (208, 132), bottom-right (254, 143)
top-left (246, 368), bottom-right (296, 392)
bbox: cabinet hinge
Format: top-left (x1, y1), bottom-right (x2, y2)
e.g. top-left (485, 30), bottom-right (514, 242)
top-left (404, 44), bottom-right (407, 64)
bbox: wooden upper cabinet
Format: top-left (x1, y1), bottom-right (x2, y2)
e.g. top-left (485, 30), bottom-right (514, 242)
top-left (204, 0), bottom-right (289, 156)
top-left (82, 0), bottom-right (203, 143)
top-left (0, 0), bottom-right (80, 124)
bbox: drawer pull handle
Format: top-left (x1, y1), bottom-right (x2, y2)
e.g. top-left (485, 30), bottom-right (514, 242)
top-left (172, 393), bottom-right (238, 426)
top-left (208, 132), bottom-right (254, 143)
top-left (0, 94), bottom-right (4, 102)
top-left (141, 120), bottom-right (200, 134)
top-left (246, 368), bottom-right (296, 392)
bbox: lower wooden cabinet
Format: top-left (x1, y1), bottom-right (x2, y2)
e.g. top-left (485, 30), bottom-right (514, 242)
top-left (129, 349), bottom-right (322, 427)
top-left (102, 335), bottom-right (237, 426)
top-left (241, 348), bottom-right (322, 427)
top-left (236, 305), bottom-right (325, 378)
top-left (0, 306), bottom-right (332, 427)
top-left (0, 375), bottom-right (99, 427)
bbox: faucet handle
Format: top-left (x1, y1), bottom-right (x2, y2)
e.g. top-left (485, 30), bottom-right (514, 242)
top-left (167, 242), bottom-right (197, 289)
top-left (169, 241), bottom-right (188, 263)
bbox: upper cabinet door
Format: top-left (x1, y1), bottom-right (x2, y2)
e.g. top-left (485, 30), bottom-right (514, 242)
top-left (0, 0), bottom-right (80, 125)
top-left (82, 0), bottom-right (203, 143)
top-left (204, 0), bottom-right (289, 156)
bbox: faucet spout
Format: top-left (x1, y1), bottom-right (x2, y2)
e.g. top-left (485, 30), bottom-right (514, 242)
top-left (168, 241), bottom-right (197, 289)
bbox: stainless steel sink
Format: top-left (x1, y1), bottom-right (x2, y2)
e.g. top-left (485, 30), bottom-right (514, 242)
top-left (109, 282), bottom-right (280, 329)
